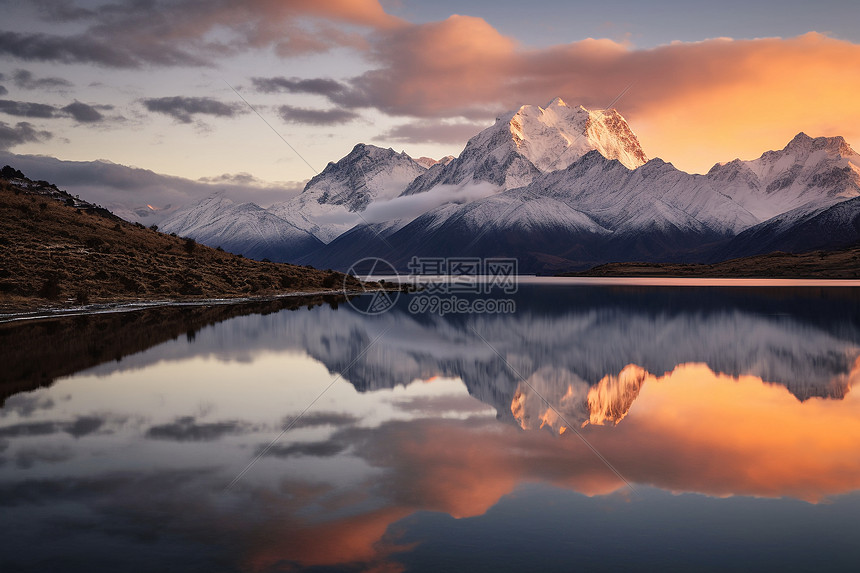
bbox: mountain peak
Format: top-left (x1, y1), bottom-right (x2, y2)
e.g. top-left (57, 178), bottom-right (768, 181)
top-left (504, 99), bottom-right (647, 171)
top-left (783, 132), bottom-right (856, 157)
top-left (546, 96), bottom-right (568, 108)
top-left (403, 98), bottom-right (648, 195)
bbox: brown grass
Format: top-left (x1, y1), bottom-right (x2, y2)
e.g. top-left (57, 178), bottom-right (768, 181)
top-left (0, 177), bottom-right (368, 313)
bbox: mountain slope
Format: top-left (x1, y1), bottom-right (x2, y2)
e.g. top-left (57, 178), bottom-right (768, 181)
top-left (708, 133), bottom-right (860, 221)
top-left (0, 168), bottom-right (359, 312)
top-left (267, 144), bottom-right (429, 243)
top-left (307, 152), bottom-right (745, 272)
top-left (718, 196), bottom-right (860, 260)
top-left (307, 131), bottom-right (860, 273)
top-left (159, 195), bottom-right (323, 263)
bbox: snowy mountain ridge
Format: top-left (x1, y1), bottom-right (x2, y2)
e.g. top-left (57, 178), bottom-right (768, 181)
top-left (160, 98), bottom-right (860, 270)
top-left (159, 194), bottom-right (322, 262)
top-left (308, 132), bottom-right (860, 272)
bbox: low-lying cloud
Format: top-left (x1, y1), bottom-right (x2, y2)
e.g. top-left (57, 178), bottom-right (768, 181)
top-left (0, 151), bottom-right (305, 219)
top-left (315, 181), bottom-right (501, 228)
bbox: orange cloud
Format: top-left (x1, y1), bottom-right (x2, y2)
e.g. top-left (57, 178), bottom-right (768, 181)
top-left (358, 16), bottom-right (860, 172)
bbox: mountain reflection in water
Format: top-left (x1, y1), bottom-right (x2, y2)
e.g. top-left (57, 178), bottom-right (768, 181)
top-left (1, 284), bottom-right (859, 572)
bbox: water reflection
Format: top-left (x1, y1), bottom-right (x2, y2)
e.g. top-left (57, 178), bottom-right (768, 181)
top-left (1, 284), bottom-right (860, 571)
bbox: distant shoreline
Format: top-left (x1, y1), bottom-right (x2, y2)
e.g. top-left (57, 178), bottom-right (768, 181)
top-left (559, 246), bottom-right (860, 279)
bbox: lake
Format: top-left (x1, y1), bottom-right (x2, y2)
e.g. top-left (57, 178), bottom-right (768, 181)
top-left (2, 281), bottom-right (860, 572)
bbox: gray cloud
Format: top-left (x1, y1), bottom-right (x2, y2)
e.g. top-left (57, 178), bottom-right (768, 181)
top-left (278, 104), bottom-right (359, 126)
top-left (15, 445), bottom-right (74, 469)
top-left (0, 121), bottom-right (52, 150)
top-left (61, 101), bottom-right (105, 123)
top-left (0, 98), bottom-right (109, 123)
top-left (283, 412), bottom-right (359, 429)
top-left (31, 0), bottom-right (96, 22)
top-left (143, 96), bottom-right (244, 123)
top-left (0, 416), bottom-right (110, 440)
top-left (252, 76), bottom-right (348, 97)
top-left (65, 416), bottom-right (105, 438)
top-left (252, 75), bottom-right (369, 109)
top-left (391, 394), bottom-right (493, 415)
top-left (145, 416), bottom-right (249, 441)
top-left (0, 394), bottom-right (55, 418)
top-left (3, 1), bottom-right (400, 69)
top-left (0, 151), bottom-right (305, 217)
top-left (0, 421), bottom-right (60, 438)
top-left (0, 31), bottom-right (144, 68)
top-left (258, 440), bottom-right (348, 458)
top-left (12, 68), bottom-right (73, 90)
top-left (0, 99), bottom-right (58, 118)
top-left (0, 86), bottom-right (6, 96)
top-left (381, 120), bottom-right (489, 144)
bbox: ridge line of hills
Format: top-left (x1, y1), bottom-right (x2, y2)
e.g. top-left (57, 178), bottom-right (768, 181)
top-left (0, 166), bottom-right (383, 314)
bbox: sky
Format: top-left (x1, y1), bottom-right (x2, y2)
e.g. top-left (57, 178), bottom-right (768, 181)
top-left (0, 0), bottom-right (859, 211)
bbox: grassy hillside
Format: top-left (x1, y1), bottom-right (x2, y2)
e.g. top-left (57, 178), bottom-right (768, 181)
top-left (0, 167), bottom-right (367, 312)
top-left (563, 247), bottom-right (860, 278)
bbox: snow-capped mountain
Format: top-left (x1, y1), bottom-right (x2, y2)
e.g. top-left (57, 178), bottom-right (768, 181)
top-left (267, 143), bottom-right (429, 243)
top-left (719, 196), bottom-right (860, 259)
top-left (306, 130), bottom-right (860, 272)
top-left (159, 195), bottom-right (322, 262)
top-left (401, 97), bottom-right (648, 196)
top-left (158, 98), bottom-right (860, 271)
top-left (709, 133), bottom-right (860, 220)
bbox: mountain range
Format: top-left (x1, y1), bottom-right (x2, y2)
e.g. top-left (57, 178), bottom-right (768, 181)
top-left (160, 98), bottom-right (860, 273)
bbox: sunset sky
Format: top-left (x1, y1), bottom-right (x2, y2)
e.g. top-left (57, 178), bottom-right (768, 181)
top-left (1, 0), bottom-right (858, 209)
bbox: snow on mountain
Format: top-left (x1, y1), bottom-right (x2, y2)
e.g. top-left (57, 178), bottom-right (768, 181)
top-left (719, 195), bottom-right (860, 260)
top-left (708, 133), bottom-right (860, 220)
top-left (267, 144), bottom-right (429, 243)
top-left (306, 151), bottom-right (754, 272)
top-left (307, 129), bottom-right (860, 272)
top-left (159, 195), bottom-right (322, 262)
top-left (402, 97), bottom-right (648, 196)
top-left (158, 97), bottom-right (860, 270)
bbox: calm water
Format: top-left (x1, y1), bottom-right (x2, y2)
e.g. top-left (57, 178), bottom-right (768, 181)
top-left (2, 282), bottom-right (860, 572)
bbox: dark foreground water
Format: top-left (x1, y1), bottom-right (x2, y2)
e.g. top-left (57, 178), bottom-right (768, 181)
top-left (2, 282), bottom-right (860, 572)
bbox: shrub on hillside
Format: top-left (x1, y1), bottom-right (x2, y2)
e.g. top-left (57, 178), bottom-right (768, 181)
top-left (184, 237), bottom-right (196, 254)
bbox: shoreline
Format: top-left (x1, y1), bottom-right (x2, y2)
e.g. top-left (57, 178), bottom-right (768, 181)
top-left (0, 287), bottom-right (403, 324)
